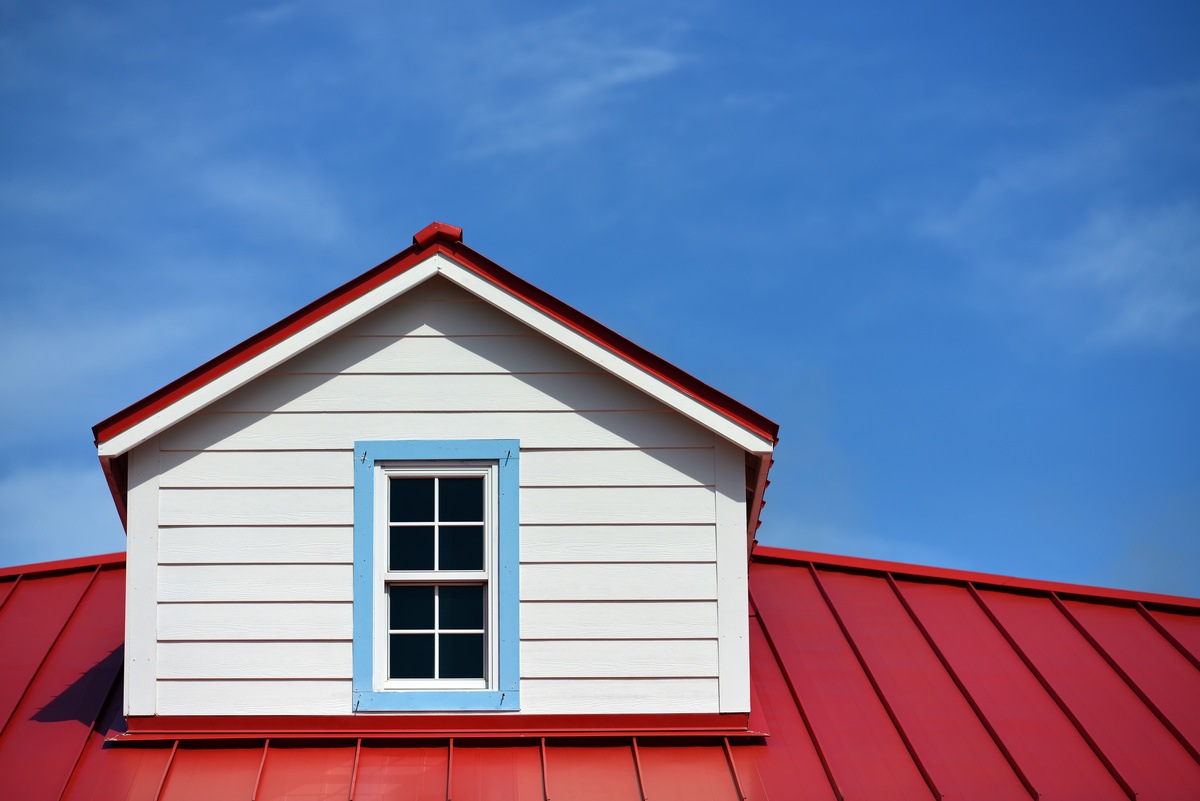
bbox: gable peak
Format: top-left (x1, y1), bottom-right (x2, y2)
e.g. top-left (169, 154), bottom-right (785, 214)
top-left (414, 221), bottom-right (463, 249)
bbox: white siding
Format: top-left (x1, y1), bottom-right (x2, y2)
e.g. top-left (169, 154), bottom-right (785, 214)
top-left (145, 276), bottom-right (742, 716)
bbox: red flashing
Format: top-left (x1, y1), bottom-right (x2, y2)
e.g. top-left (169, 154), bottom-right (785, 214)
top-left (93, 224), bottom-right (778, 452)
top-left (121, 712), bottom-right (757, 741)
top-left (413, 221), bottom-right (463, 248)
top-left (751, 545), bottom-right (1200, 611)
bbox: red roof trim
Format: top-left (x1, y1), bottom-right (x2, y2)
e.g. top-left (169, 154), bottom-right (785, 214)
top-left (92, 242), bottom-right (426, 445)
top-left (752, 545), bottom-right (1200, 611)
top-left (93, 224), bottom-right (777, 449)
top-left (0, 552), bottom-right (125, 580)
top-left (120, 712), bottom-right (758, 741)
top-left (435, 240), bottom-right (779, 444)
top-left (412, 221), bottom-right (463, 248)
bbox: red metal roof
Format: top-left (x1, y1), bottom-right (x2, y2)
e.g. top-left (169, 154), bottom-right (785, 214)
top-left (92, 222), bottom-right (779, 450)
top-left (5, 548), bottom-right (1200, 800)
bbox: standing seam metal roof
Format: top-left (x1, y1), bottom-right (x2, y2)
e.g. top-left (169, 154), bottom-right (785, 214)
top-left (2, 547), bottom-right (1198, 800)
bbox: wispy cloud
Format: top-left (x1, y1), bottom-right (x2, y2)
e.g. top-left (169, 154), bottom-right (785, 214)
top-left (196, 161), bottom-right (345, 243)
top-left (1040, 204), bottom-right (1200, 347)
top-left (919, 83), bottom-right (1200, 350)
top-left (454, 17), bottom-right (683, 155)
top-left (362, 9), bottom-right (687, 157)
top-left (236, 2), bottom-right (306, 27)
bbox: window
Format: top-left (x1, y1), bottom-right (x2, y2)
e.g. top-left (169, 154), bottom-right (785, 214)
top-left (353, 440), bottom-right (519, 711)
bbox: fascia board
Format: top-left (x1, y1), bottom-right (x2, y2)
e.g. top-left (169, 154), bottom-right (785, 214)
top-left (97, 258), bottom-right (441, 458)
top-left (433, 255), bottom-right (776, 455)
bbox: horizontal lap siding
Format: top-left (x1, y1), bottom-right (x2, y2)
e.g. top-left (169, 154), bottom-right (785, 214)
top-left (162, 410), bottom-right (711, 451)
top-left (152, 278), bottom-right (724, 715)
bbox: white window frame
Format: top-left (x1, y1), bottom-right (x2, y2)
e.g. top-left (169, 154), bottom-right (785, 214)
top-left (374, 462), bottom-right (498, 691)
top-left (352, 439), bottom-right (520, 713)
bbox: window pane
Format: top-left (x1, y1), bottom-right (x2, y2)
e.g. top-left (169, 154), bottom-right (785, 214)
top-left (390, 478), bottom-right (433, 522)
top-left (389, 585), bottom-right (434, 630)
top-left (439, 526), bottom-right (484, 571)
top-left (438, 477), bottom-right (483, 522)
top-left (390, 633), bottom-right (434, 679)
top-left (439, 584), bottom-right (484, 630)
top-left (439, 633), bottom-right (485, 679)
top-left (390, 526), bottom-right (434, 571)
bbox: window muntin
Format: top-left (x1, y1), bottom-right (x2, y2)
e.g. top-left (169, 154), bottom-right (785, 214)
top-left (352, 440), bottom-right (519, 712)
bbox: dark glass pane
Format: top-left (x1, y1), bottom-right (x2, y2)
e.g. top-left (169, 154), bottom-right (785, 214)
top-left (390, 634), bottom-right (434, 678)
top-left (439, 526), bottom-right (484, 571)
top-left (438, 477), bottom-right (483, 522)
top-left (389, 585), bottom-right (434, 630)
top-left (390, 478), bottom-right (433, 522)
top-left (439, 584), bottom-right (485, 630)
top-left (389, 526), bottom-right (434, 571)
top-left (439, 633), bottom-right (485, 679)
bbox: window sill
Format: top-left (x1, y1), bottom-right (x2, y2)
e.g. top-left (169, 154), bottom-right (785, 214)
top-left (353, 689), bottom-right (520, 713)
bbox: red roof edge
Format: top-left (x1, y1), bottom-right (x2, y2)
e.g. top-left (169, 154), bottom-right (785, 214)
top-left (0, 551), bottom-right (126, 580)
top-left (93, 223), bottom-right (779, 450)
top-left (751, 544), bottom-right (1200, 611)
top-left (92, 240), bottom-right (427, 446)
top-left (437, 238), bottom-right (779, 444)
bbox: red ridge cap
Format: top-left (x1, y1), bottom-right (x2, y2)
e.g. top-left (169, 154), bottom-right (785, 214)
top-left (0, 551), bottom-right (126, 580)
top-left (751, 544), bottom-right (1200, 610)
top-left (94, 223), bottom-right (778, 450)
top-left (413, 221), bottom-right (463, 248)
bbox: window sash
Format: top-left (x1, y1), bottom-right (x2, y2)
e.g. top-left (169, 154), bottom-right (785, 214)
top-left (374, 461), bottom-right (498, 692)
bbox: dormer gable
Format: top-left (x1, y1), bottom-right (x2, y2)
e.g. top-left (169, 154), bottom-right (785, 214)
top-left (98, 223), bottom-right (776, 726)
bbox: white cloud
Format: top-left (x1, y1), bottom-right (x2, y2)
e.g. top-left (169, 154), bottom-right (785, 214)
top-left (0, 464), bottom-right (125, 568)
top-left (1042, 204), bottom-right (1200, 347)
top-left (351, 8), bottom-right (686, 156)
top-left (919, 83), bottom-right (1200, 350)
top-left (237, 2), bottom-right (305, 26)
top-left (196, 161), bottom-right (345, 243)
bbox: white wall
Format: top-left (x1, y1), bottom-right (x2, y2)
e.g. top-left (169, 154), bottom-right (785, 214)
top-left (140, 276), bottom-right (748, 715)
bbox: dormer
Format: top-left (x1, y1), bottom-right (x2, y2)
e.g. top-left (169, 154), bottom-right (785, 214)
top-left (94, 223), bottom-right (777, 728)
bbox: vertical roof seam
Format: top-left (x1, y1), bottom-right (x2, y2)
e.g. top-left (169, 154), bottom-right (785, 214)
top-left (152, 741), bottom-right (178, 801)
top-left (0, 565), bottom-right (100, 740)
top-left (540, 737), bottom-right (549, 801)
top-left (630, 737), bottom-right (649, 801)
top-left (722, 736), bottom-right (750, 801)
top-left (0, 574), bottom-right (21, 615)
top-left (1050, 592), bottom-right (1200, 768)
top-left (348, 738), bottom-right (362, 801)
top-left (55, 659), bottom-right (124, 801)
top-left (966, 584), bottom-right (1137, 801)
top-left (251, 739), bottom-right (270, 801)
top-left (747, 593), bottom-right (845, 800)
top-left (885, 574), bottom-right (1039, 800)
top-left (1136, 602), bottom-right (1200, 672)
top-left (806, 565), bottom-right (942, 801)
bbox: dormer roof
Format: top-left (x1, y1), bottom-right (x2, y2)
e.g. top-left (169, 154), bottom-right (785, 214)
top-left (93, 223), bottom-right (777, 523)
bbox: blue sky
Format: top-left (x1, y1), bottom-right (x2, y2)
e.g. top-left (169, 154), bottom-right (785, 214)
top-left (2, 1), bottom-right (1198, 595)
